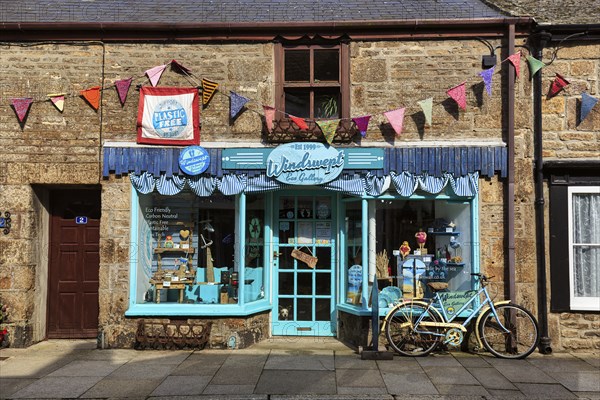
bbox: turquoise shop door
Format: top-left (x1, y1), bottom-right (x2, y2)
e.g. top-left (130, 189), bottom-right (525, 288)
top-left (272, 192), bottom-right (336, 336)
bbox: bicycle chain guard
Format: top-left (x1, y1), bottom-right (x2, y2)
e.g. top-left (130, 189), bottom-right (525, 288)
top-left (444, 328), bottom-right (464, 346)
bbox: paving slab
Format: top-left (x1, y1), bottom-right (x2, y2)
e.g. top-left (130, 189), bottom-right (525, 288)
top-left (574, 392), bottom-right (600, 399)
top-left (210, 366), bottom-right (262, 385)
top-left (335, 354), bottom-right (378, 369)
top-left (494, 364), bottom-right (558, 384)
top-left (335, 368), bottom-right (384, 387)
top-left (80, 377), bottom-right (163, 398)
top-left (108, 361), bottom-right (177, 379)
top-left (170, 357), bottom-right (224, 376)
top-left (416, 355), bottom-right (464, 368)
top-left (514, 382), bottom-right (578, 398)
top-left (150, 375), bottom-right (212, 396)
top-left (337, 386), bottom-right (389, 395)
top-left (254, 370), bottom-right (336, 395)
top-left (202, 384), bottom-right (257, 395)
top-left (376, 358), bottom-right (421, 372)
top-left (547, 371), bottom-right (600, 392)
top-left (422, 366), bottom-right (479, 386)
top-left (0, 378), bottom-right (37, 399)
top-left (0, 356), bottom-right (74, 378)
top-left (466, 366), bottom-right (517, 390)
top-left (434, 384), bottom-right (491, 396)
top-left (572, 353), bottom-right (600, 368)
top-left (129, 350), bottom-right (193, 364)
top-left (272, 396), bottom-right (393, 400)
top-left (221, 353), bottom-right (268, 368)
top-left (46, 359), bottom-right (127, 377)
top-left (527, 354), bottom-right (599, 372)
top-left (265, 352), bottom-right (334, 371)
top-left (380, 370), bottom-right (438, 395)
top-left (486, 388), bottom-right (527, 398)
top-left (452, 353), bottom-right (491, 368)
top-left (10, 376), bottom-right (102, 399)
top-left (150, 396), bottom-right (267, 400)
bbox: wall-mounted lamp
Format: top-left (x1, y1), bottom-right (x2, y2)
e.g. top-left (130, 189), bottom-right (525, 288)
top-left (476, 37), bottom-right (501, 69)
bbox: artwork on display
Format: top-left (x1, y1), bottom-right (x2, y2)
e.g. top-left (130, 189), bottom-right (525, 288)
top-left (137, 87), bottom-right (200, 145)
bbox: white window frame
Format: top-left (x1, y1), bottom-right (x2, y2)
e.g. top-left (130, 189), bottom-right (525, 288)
top-left (567, 186), bottom-right (600, 311)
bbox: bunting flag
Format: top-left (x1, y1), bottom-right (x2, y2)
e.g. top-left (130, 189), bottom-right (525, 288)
top-left (201, 78), bottom-right (219, 106)
top-left (508, 51), bottom-right (521, 78)
top-left (263, 105), bottom-right (276, 131)
top-left (80, 86), bottom-right (101, 110)
top-left (11, 97), bottom-right (33, 123)
top-left (417, 97), bottom-right (433, 126)
top-left (114, 78), bottom-right (133, 106)
top-left (526, 55), bottom-right (545, 77)
top-left (317, 119), bottom-right (341, 144)
top-left (170, 59), bottom-right (191, 74)
top-left (352, 115), bottom-right (371, 137)
top-left (289, 115), bottom-right (308, 130)
top-left (383, 107), bottom-right (406, 136)
top-left (447, 81), bottom-right (467, 110)
top-left (145, 64), bottom-right (167, 87)
top-left (548, 73), bottom-right (570, 98)
top-left (479, 66), bottom-right (495, 96)
top-left (580, 92), bottom-right (599, 123)
top-left (47, 93), bottom-right (65, 112)
top-left (230, 91), bottom-right (250, 119)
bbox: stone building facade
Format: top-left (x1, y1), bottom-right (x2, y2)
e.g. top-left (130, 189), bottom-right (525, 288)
top-left (0, 0), bottom-right (598, 352)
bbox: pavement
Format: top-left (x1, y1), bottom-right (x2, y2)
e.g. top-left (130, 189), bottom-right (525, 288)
top-left (0, 338), bottom-right (599, 400)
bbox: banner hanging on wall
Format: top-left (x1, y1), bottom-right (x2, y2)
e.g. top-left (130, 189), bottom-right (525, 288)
top-left (136, 87), bottom-right (200, 145)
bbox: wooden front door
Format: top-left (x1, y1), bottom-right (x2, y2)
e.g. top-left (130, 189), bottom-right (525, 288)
top-left (48, 189), bottom-right (100, 338)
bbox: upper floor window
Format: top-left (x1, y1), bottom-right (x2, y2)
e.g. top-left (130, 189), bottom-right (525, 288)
top-left (271, 40), bottom-right (352, 143)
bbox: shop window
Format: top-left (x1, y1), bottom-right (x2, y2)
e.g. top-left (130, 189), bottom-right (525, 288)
top-left (567, 187), bottom-right (600, 311)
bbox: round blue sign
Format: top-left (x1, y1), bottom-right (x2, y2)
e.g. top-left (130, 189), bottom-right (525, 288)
top-left (179, 146), bottom-right (210, 175)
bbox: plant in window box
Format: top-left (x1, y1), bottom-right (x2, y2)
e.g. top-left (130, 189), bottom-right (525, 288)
top-left (315, 95), bottom-right (339, 119)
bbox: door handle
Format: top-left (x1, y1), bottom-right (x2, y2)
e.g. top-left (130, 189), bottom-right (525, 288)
top-left (273, 251), bottom-right (282, 258)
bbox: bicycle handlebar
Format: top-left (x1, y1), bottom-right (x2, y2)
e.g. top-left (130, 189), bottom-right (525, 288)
top-left (471, 273), bottom-right (495, 282)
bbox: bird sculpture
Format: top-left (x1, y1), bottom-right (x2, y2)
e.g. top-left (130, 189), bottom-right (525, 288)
top-left (399, 241), bottom-right (411, 260)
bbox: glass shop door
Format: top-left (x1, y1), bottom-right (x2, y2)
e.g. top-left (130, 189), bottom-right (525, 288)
top-left (272, 192), bottom-right (336, 336)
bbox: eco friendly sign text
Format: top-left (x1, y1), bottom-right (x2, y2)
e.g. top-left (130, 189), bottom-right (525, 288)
top-left (266, 142), bottom-right (344, 185)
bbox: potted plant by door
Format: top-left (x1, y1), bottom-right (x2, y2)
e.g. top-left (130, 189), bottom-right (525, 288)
top-left (0, 303), bottom-right (8, 347)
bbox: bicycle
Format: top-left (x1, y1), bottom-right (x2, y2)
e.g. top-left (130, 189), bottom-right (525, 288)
top-left (381, 273), bottom-right (540, 359)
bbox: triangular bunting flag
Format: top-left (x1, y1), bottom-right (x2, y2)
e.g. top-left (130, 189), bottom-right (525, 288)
top-left (145, 64), bottom-right (167, 87)
top-left (352, 115), bottom-right (371, 137)
top-left (47, 93), bottom-right (65, 112)
top-left (383, 107), bottom-right (406, 136)
top-left (580, 92), bottom-right (599, 123)
top-left (202, 78), bottom-right (219, 106)
top-left (508, 51), bottom-right (521, 78)
top-left (230, 91), bottom-right (250, 119)
top-left (317, 119), bottom-right (341, 144)
top-left (417, 97), bottom-right (433, 127)
top-left (263, 105), bottom-right (276, 131)
top-left (548, 73), bottom-right (570, 98)
top-left (446, 82), bottom-right (467, 110)
top-left (80, 86), bottom-right (101, 110)
top-left (170, 59), bottom-right (191, 74)
top-left (479, 66), bottom-right (495, 96)
top-left (289, 115), bottom-right (308, 130)
top-left (526, 55), bottom-right (545, 77)
top-left (11, 97), bottom-right (33, 123)
top-left (114, 78), bottom-right (132, 105)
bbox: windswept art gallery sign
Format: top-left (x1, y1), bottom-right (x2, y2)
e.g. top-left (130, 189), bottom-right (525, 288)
top-left (137, 87), bottom-right (200, 145)
top-left (266, 143), bottom-right (345, 185)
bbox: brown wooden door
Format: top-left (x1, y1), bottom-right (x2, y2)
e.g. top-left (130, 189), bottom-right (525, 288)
top-left (48, 189), bottom-right (100, 338)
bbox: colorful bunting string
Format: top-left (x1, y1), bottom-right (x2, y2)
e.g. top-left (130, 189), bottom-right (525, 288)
top-left (11, 98), bottom-right (33, 123)
top-left (202, 78), bottom-right (219, 106)
top-left (317, 119), bottom-right (341, 144)
top-left (447, 82), bottom-right (467, 110)
top-left (352, 115), bottom-right (371, 137)
top-left (230, 91), bottom-right (250, 119)
top-left (290, 115), bottom-right (308, 130)
top-left (170, 59), bottom-right (191, 74)
top-left (580, 92), bottom-right (598, 123)
top-left (47, 93), bottom-right (65, 112)
top-left (479, 66), bottom-right (495, 97)
top-left (115, 78), bottom-right (133, 106)
top-left (417, 98), bottom-right (433, 127)
top-left (263, 106), bottom-right (276, 131)
top-left (145, 65), bottom-right (167, 87)
top-left (80, 86), bottom-right (101, 110)
top-left (548, 73), bottom-right (569, 99)
top-left (526, 55), bottom-right (546, 77)
top-left (384, 107), bottom-right (406, 136)
top-left (507, 51), bottom-right (521, 78)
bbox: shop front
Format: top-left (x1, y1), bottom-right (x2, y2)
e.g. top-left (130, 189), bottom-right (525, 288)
top-left (104, 142), bottom-right (506, 346)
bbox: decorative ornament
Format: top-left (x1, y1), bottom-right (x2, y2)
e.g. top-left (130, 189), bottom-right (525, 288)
top-left (0, 211), bottom-right (12, 235)
top-left (145, 64), bottom-right (167, 87)
top-left (11, 98), bottom-right (33, 123)
top-left (47, 93), bottom-right (66, 112)
top-left (447, 81), bottom-right (467, 110)
top-left (170, 59), bottom-right (191, 74)
top-left (526, 55), bottom-right (545, 78)
top-left (507, 51), bottom-right (521, 78)
top-left (80, 86), bottom-right (101, 110)
top-left (415, 229), bottom-right (427, 253)
top-left (383, 107), bottom-right (406, 136)
top-left (201, 78), bottom-right (219, 106)
top-left (289, 115), bottom-right (308, 130)
top-left (114, 78), bottom-right (133, 105)
top-left (316, 119), bottom-right (341, 144)
top-left (230, 91), bottom-right (250, 119)
top-left (263, 105), bottom-right (276, 131)
top-left (352, 115), bottom-right (371, 137)
top-left (164, 235), bottom-right (174, 248)
top-left (399, 241), bottom-right (411, 260)
top-left (580, 92), bottom-right (599, 123)
top-left (548, 73), bottom-right (570, 99)
top-left (479, 66), bottom-right (495, 97)
top-left (417, 97), bottom-right (433, 127)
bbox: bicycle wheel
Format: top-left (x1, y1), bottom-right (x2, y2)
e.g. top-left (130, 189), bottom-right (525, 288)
top-left (478, 303), bottom-right (539, 359)
top-left (385, 300), bottom-right (443, 357)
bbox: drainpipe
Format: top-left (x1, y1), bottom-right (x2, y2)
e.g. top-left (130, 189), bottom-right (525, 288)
top-left (506, 23), bottom-right (516, 307)
top-left (532, 31), bottom-right (553, 354)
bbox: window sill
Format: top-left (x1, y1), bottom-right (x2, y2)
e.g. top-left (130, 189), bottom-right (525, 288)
top-left (125, 299), bottom-right (272, 317)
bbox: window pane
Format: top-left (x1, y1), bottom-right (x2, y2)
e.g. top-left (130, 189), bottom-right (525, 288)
top-left (285, 50), bottom-right (310, 82)
top-left (571, 191), bottom-right (600, 302)
top-left (573, 246), bottom-right (600, 298)
top-left (285, 89), bottom-right (310, 118)
top-left (245, 194), bottom-right (266, 303)
top-left (297, 298), bottom-right (312, 321)
top-left (316, 298), bottom-right (331, 320)
top-left (314, 49), bottom-right (339, 82)
top-left (314, 90), bottom-right (340, 119)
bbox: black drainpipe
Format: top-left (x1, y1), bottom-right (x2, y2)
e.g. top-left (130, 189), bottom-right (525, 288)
top-left (532, 31), bottom-right (553, 354)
